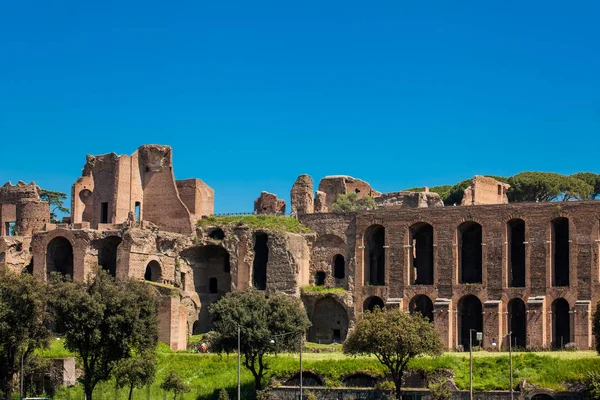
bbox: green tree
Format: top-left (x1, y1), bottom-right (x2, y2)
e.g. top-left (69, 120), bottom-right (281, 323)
top-left (49, 269), bottom-right (158, 400)
top-left (508, 172), bottom-right (593, 202)
top-left (209, 290), bottom-right (311, 391)
top-left (217, 388), bottom-right (230, 400)
top-left (0, 267), bottom-right (51, 399)
top-left (571, 172), bottom-right (600, 199)
top-left (330, 192), bottom-right (377, 213)
top-left (39, 189), bottom-right (70, 223)
top-left (343, 308), bottom-right (443, 399)
top-left (160, 370), bottom-right (190, 400)
top-left (114, 353), bottom-right (157, 400)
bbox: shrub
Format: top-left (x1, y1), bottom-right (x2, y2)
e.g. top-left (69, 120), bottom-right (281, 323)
top-left (585, 372), bottom-right (600, 400)
top-left (429, 382), bottom-right (452, 400)
top-left (304, 390), bottom-right (318, 400)
top-left (217, 388), bottom-right (230, 400)
top-left (564, 342), bottom-right (579, 351)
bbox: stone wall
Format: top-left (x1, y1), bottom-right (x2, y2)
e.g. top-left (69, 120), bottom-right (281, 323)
top-left (462, 176), bottom-right (510, 206)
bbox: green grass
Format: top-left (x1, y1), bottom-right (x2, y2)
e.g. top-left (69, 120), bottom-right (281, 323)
top-left (42, 343), bottom-right (600, 399)
top-left (300, 285), bottom-right (346, 294)
top-left (197, 215), bottom-right (312, 234)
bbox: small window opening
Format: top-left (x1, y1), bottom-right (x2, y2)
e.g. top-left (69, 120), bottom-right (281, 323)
top-left (354, 188), bottom-right (360, 194)
top-left (209, 277), bottom-right (218, 294)
top-left (209, 228), bottom-right (225, 240)
top-left (180, 272), bottom-right (186, 290)
top-left (6, 222), bottom-right (17, 236)
top-left (333, 329), bottom-right (341, 343)
top-left (315, 271), bottom-right (326, 286)
top-left (100, 202), bottom-right (109, 224)
top-left (135, 202), bottom-right (141, 222)
top-left (333, 254), bottom-right (345, 279)
top-left (498, 185), bottom-right (502, 195)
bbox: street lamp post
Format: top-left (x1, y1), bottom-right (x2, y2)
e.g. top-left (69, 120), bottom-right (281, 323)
top-left (271, 332), bottom-right (304, 399)
top-left (469, 329), bottom-right (475, 400)
top-left (508, 331), bottom-right (513, 400)
top-left (237, 325), bottom-right (241, 400)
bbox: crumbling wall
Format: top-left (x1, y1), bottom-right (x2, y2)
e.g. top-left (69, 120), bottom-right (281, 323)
top-left (16, 199), bottom-right (49, 235)
top-left (254, 192), bottom-right (286, 215)
top-left (317, 176), bottom-right (381, 210)
top-left (290, 174), bottom-right (314, 215)
top-left (0, 236), bottom-right (33, 273)
top-left (375, 188), bottom-right (444, 208)
top-left (461, 176), bottom-right (510, 206)
top-left (176, 178), bottom-right (214, 218)
top-left (0, 181), bottom-right (42, 236)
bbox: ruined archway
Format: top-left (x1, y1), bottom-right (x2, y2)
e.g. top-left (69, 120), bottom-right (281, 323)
top-left (46, 237), bottom-right (74, 279)
top-left (410, 223), bottom-right (434, 285)
top-left (508, 298), bottom-right (526, 349)
top-left (309, 297), bottom-right (348, 343)
top-left (182, 245), bottom-right (232, 334)
top-left (552, 298), bottom-right (570, 349)
top-left (208, 228), bottom-right (225, 240)
top-left (552, 218), bottom-right (569, 287)
top-left (364, 225), bottom-right (385, 286)
top-left (333, 254), bottom-right (345, 280)
top-left (508, 219), bottom-right (526, 287)
top-left (253, 232), bottom-right (268, 290)
top-left (409, 295), bottom-right (434, 322)
top-left (458, 295), bottom-right (483, 350)
top-left (144, 260), bottom-right (162, 282)
top-left (364, 296), bottom-right (385, 312)
top-left (458, 222), bottom-right (482, 284)
top-left (97, 236), bottom-right (121, 277)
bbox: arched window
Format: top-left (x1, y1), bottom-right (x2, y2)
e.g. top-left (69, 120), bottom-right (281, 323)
top-left (552, 298), bottom-right (570, 349)
top-left (458, 295), bottom-right (483, 350)
top-left (209, 228), bottom-right (225, 240)
top-left (458, 222), bottom-right (482, 284)
top-left (364, 225), bottom-right (385, 286)
top-left (315, 271), bottom-right (326, 286)
top-left (409, 295), bottom-right (434, 322)
top-left (508, 219), bottom-right (526, 287)
top-left (253, 233), bottom-right (268, 290)
top-left (552, 218), bottom-right (569, 287)
top-left (97, 236), bottom-right (121, 277)
top-left (333, 254), bottom-right (345, 279)
top-left (46, 237), bottom-right (74, 279)
top-left (309, 297), bottom-right (349, 344)
top-left (144, 260), bottom-right (161, 282)
top-left (508, 298), bottom-right (526, 348)
top-left (410, 223), bottom-right (434, 285)
top-left (363, 296), bottom-right (385, 312)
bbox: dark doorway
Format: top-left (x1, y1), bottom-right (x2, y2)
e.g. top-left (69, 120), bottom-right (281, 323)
top-left (315, 271), bottom-right (326, 286)
top-left (365, 225), bottom-right (385, 285)
top-left (410, 223), bottom-right (434, 285)
top-left (100, 202), bottom-right (109, 224)
top-left (309, 297), bottom-right (349, 343)
top-left (253, 233), bottom-right (268, 290)
top-left (209, 228), bottom-right (225, 240)
top-left (459, 222), bottom-right (483, 284)
top-left (508, 219), bottom-right (526, 287)
top-left (333, 254), bottom-right (345, 279)
top-left (458, 295), bottom-right (483, 350)
top-left (552, 298), bottom-right (570, 349)
top-left (410, 295), bottom-right (434, 322)
top-left (145, 260), bottom-right (161, 282)
top-left (364, 296), bottom-right (385, 312)
top-left (552, 218), bottom-right (569, 287)
top-left (508, 298), bottom-right (526, 348)
top-left (97, 236), bottom-right (121, 277)
top-left (46, 237), bottom-right (74, 279)
top-left (209, 277), bottom-right (218, 294)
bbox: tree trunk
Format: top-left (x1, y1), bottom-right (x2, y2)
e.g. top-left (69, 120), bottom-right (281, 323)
top-left (128, 384), bottom-right (134, 400)
top-left (395, 378), bottom-right (402, 400)
top-left (85, 385), bottom-right (94, 400)
top-left (254, 374), bottom-right (263, 391)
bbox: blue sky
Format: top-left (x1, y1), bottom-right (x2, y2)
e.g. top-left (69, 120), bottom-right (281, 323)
top-left (1, 1), bottom-right (598, 213)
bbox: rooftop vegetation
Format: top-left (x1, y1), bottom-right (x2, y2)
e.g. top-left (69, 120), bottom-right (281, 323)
top-left (197, 215), bottom-right (312, 234)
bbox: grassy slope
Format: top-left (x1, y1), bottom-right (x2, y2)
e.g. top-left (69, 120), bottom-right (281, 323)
top-left (197, 215), bottom-right (312, 234)
top-left (44, 338), bottom-right (600, 400)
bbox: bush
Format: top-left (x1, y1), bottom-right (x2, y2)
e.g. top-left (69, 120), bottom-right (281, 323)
top-left (564, 342), bottom-right (579, 351)
top-left (585, 372), bottom-right (600, 400)
top-left (330, 193), bottom-right (377, 213)
top-left (256, 388), bottom-right (273, 400)
top-left (217, 388), bottom-right (230, 400)
top-left (429, 382), bottom-right (452, 400)
top-left (304, 390), bottom-right (318, 400)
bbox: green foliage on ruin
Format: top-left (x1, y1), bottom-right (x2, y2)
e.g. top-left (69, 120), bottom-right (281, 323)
top-left (160, 370), bottom-right (190, 400)
top-left (39, 189), bottom-right (70, 223)
top-left (330, 192), bottom-right (377, 213)
top-left (197, 215), bottom-right (312, 233)
top-left (300, 285), bottom-right (346, 295)
top-left (343, 308), bottom-right (443, 398)
top-left (209, 290), bottom-right (311, 391)
top-left (508, 172), bottom-right (593, 202)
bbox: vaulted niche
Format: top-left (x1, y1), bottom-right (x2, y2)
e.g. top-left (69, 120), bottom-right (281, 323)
top-left (458, 295), bottom-right (482, 350)
top-left (410, 223), bottom-right (434, 285)
top-left (552, 298), bottom-right (570, 349)
top-left (409, 295), bottom-right (434, 322)
top-left (458, 222), bottom-right (482, 284)
top-left (508, 298), bottom-right (526, 348)
top-left (253, 232), bottom-right (269, 290)
top-left (97, 236), bottom-right (121, 277)
top-left (46, 237), bottom-right (74, 279)
top-left (508, 219), bottom-right (526, 287)
top-left (364, 225), bottom-right (385, 286)
top-left (552, 218), bottom-right (569, 287)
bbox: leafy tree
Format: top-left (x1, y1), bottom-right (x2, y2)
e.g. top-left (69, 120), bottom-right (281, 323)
top-left (343, 308), bottom-right (443, 399)
top-left (330, 192), bottom-right (377, 213)
top-left (0, 267), bottom-right (51, 399)
top-left (160, 370), bottom-right (190, 400)
top-left (571, 172), bottom-right (600, 199)
top-left (403, 185), bottom-right (453, 203)
top-left (508, 172), bottom-right (593, 202)
top-left (209, 290), bottom-right (311, 391)
top-left (584, 371), bottom-right (600, 400)
top-left (444, 178), bottom-right (474, 206)
top-left (218, 388), bottom-right (230, 400)
top-left (114, 353), bottom-right (157, 400)
top-left (49, 269), bottom-right (158, 400)
top-left (39, 189), bottom-right (70, 223)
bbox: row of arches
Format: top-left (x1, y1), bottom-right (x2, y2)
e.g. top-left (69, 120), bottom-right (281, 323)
top-left (363, 217), bottom-right (572, 287)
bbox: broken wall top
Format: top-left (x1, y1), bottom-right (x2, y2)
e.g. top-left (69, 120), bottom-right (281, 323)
top-left (0, 181), bottom-right (40, 204)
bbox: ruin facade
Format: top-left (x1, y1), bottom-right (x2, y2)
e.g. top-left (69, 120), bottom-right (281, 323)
top-left (1, 145), bottom-right (599, 352)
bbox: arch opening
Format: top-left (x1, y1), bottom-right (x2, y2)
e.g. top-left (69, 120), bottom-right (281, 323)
top-left (409, 295), bottom-right (434, 322)
top-left (333, 254), bottom-right (345, 279)
top-left (508, 219), bottom-right (526, 287)
top-left (552, 218), bottom-right (569, 287)
top-left (46, 237), bottom-right (74, 279)
top-left (508, 298), bottom-right (526, 348)
top-left (410, 223), bottom-right (434, 285)
top-left (315, 271), bottom-right (326, 286)
top-left (208, 228), bottom-right (225, 240)
top-left (459, 222), bottom-right (482, 284)
top-left (144, 260), bottom-right (162, 282)
top-left (458, 295), bottom-right (483, 350)
top-left (309, 297), bottom-right (348, 344)
top-left (253, 233), bottom-right (268, 290)
top-left (552, 298), bottom-right (570, 349)
top-left (97, 236), bottom-right (121, 277)
top-left (365, 225), bottom-right (385, 286)
top-left (364, 296), bottom-right (385, 312)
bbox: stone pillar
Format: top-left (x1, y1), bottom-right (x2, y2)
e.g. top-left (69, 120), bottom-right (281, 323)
top-left (157, 294), bottom-right (186, 351)
top-left (434, 298), bottom-right (452, 349)
top-left (483, 300), bottom-right (502, 350)
top-left (290, 174), bottom-right (314, 215)
top-left (574, 300), bottom-right (592, 350)
top-left (526, 296), bottom-right (546, 349)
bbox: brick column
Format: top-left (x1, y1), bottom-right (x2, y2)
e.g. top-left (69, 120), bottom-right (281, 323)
top-left (574, 300), bottom-right (592, 350)
top-left (434, 298), bottom-right (452, 349)
top-left (483, 300), bottom-right (502, 350)
top-left (526, 296), bottom-right (546, 349)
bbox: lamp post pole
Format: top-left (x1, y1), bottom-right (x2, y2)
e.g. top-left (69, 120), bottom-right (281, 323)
top-left (469, 329), bottom-right (474, 400)
top-left (299, 334), bottom-right (303, 400)
top-left (509, 331), bottom-right (513, 400)
top-left (237, 325), bottom-right (241, 400)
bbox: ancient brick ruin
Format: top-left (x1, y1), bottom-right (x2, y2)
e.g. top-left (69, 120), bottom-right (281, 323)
top-left (1, 144), bottom-right (599, 352)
